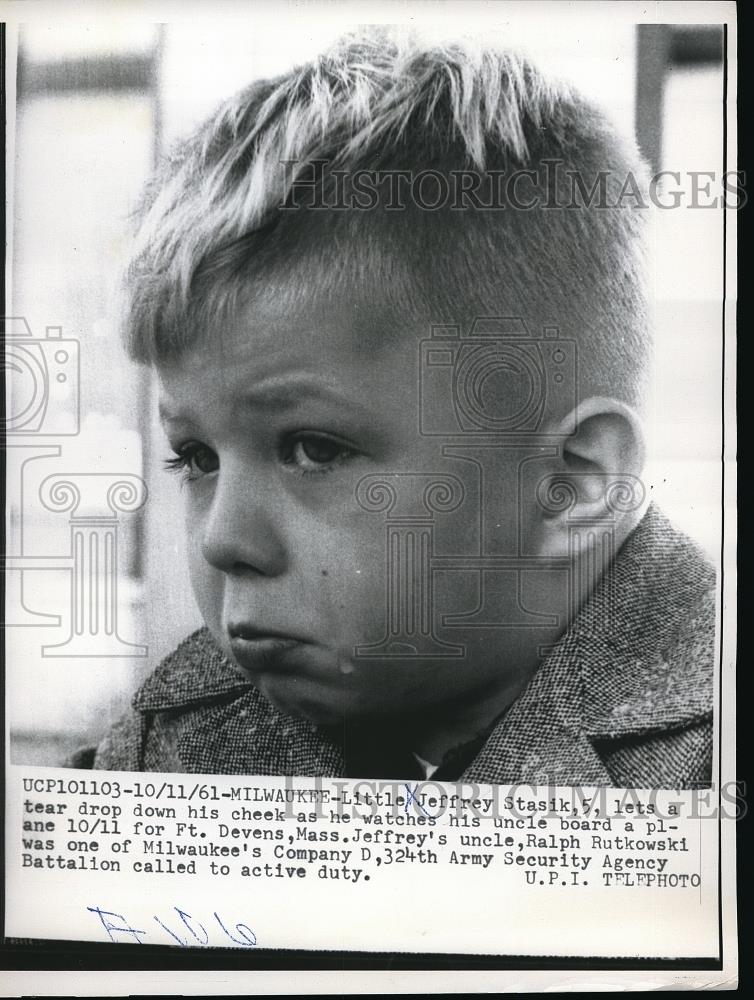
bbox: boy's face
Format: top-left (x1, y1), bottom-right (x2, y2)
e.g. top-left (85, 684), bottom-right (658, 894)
top-left (158, 284), bottom-right (556, 728)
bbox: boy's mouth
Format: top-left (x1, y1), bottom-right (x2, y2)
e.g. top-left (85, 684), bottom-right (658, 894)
top-left (227, 623), bottom-right (307, 674)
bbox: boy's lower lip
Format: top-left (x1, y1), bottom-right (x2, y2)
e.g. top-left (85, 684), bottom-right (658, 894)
top-left (229, 636), bottom-right (308, 674)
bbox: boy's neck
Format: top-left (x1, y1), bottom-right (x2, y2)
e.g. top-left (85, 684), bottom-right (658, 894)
top-left (405, 662), bottom-right (541, 767)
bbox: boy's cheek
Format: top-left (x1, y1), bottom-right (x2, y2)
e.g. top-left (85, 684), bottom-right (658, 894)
top-left (187, 555), bottom-right (226, 643)
top-left (183, 522), bottom-right (385, 630)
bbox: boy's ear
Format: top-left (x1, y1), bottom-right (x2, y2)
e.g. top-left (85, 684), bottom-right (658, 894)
top-left (535, 397), bottom-right (647, 558)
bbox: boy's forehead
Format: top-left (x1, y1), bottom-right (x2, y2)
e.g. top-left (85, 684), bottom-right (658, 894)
top-left (166, 274), bottom-right (428, 377)
top-left (155, 285), bottom-right (425, 417)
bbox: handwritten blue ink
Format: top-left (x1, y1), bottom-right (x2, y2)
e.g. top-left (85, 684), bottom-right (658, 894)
top-left (88, 904), bottom-right (257, 948)
top-left (214, 911), bottom-right (257, 947)
top-left (403, 782), bottom-right (434, 818)
top-left (176, 907), bottom-right (209, 945)
top-left (153, 914), bottom-right (187, 947)
top-left (86, 906), bottom-right (146, 944)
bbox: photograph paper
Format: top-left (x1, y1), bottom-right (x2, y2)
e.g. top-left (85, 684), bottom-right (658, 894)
top-left (2, 0), bottom-right (738, 993)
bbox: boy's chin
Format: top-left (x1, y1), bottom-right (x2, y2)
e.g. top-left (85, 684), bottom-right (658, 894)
top-left (254, 673), bottom-right (393, 728)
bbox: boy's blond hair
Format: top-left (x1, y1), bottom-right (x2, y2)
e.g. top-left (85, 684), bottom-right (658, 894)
top-left (124, 28), bottom-right (651, 408)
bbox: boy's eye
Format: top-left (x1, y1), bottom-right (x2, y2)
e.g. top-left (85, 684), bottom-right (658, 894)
top-left (284, 433), bottom-right (356, 473)
top-left (165, 441), bottom-right (219, 480)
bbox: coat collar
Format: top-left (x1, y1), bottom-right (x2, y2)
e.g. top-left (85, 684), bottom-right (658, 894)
top-left (133, 505), bottom-right (715, 782)
top-left (132, 631), bottom-right (345, 775)
top-left (133, 628), bottom-right (250, 713)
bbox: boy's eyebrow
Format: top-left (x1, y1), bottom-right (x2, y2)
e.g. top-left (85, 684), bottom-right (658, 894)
top-left (159, 400), bottom-right (190, 425)
top-left (158, 401), bottom-right (178, 424)
top-left (234, 377), bottom-right (372, 415)
top-left (158, 375), bottom-right (375, 424)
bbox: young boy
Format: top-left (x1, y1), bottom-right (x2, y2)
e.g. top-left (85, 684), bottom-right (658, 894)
top-left (88, 29), bottom-right (715, 788)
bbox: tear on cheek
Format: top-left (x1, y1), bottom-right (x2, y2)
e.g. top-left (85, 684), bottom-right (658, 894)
top-left (337, 653), bottom-right (355, 675)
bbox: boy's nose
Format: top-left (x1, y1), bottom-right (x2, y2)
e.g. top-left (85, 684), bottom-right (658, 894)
top-left (199, 469), bottom-right (287, 577)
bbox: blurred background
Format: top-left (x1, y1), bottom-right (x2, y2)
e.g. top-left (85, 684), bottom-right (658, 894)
top-left (7, 17), bottom-right (727, 764)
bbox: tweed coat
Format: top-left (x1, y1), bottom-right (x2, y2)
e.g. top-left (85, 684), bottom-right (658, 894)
top-left (85, 506), bottom-right (716, 788)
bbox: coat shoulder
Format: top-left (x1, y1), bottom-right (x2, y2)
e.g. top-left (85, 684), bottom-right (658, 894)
top-left (585, 513), bottom-right (717, 788)
top-left (91, 707), bottom-right (150, 772)
top-left (89, 629), bottom-right (245, 772)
